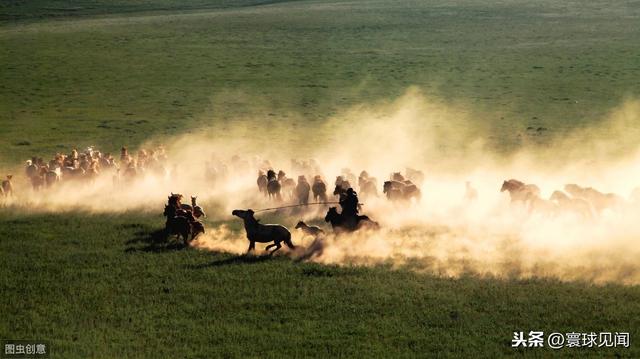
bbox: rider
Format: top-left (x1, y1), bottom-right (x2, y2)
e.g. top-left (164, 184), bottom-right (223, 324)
top-left (340, 188), bottom-right (359, 219)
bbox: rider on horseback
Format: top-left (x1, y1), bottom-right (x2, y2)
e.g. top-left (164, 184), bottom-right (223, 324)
top-left (326, 187), bottom-right (378, 232)
top-left (340, 188), bottom-right (359, 219)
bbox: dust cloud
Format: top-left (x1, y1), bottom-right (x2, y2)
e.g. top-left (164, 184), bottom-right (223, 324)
top-left (3, 88), bottom-right (640, 284)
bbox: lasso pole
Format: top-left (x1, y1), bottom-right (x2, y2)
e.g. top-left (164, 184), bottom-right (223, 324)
top-left (253, 201), bottom-right (364, 213)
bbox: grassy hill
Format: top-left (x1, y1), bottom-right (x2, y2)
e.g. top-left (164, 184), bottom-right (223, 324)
top-left (1, 0), bottom-right (640, 167)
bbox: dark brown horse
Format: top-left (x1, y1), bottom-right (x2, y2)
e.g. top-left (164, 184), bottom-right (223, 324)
top-left (163, 203), bottom-right (192, 245)
top-left (257, 171), bottom-right (268, 196)
top-left (324, 207), bottom-right (378, 233)
top-left (312, 176), bottom-right (328, 202)
top-left (232, 209), bottom-right (295, 254)
top-left (163, 194), bottom-right (204, 245)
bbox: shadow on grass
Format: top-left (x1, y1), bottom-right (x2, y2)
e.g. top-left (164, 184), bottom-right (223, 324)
top-left (125, 228), bottom-right (187, 253)
top-left (190, 254), bottom-right (274, 269)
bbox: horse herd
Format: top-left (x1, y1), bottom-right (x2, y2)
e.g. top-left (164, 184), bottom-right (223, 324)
top-left (500, 179), bottom-right (632, 219)
top-left (255, 167), bottom-right (424, 205)
top-left (163, 193), bottom-right (206, 245)
top-left (20, 145), bottom-right (168, 191)
top-left (220, 177), bottom-right (639, 255)
top-left (5, 148), bottom-right (640, 253)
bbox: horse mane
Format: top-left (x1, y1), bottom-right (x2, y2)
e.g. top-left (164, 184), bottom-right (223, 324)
top-left (242, 212), bottom-right (260, 225)
top-left (507, 179), bottom-right (525, 187)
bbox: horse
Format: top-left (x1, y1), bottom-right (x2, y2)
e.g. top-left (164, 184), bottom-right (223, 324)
top-left (192, 221), bottom-right (205, 239)
top-left (335, 176), bottom-right (351, 192)
top-left (232, 209), bottom-right (295, 254)
top-left (324, 207), bottom-right (378, 233)
top-left (163, 203), bottom-right (192, 245)
top-left (358, 171), bottom-right (370, 189)
top-left (551, 190), bottom-right (595, 219)
top-left (341, 168), bottom-right (357, 187)
top-left (191, 196), bottom-right (206, 219)
top-left (281, 177), bottom-right (296, 201)
top-left (295, 221), bottom-right (325, 239)
top-left (62, 166), bottom-right (85, 181)
top-left (500, 179), bottom-right (540, 203)
top-left (267, 178), bottom-right (282, 201)
top-left (391, 172), bottom-right (405, 182)
top-left (526, 192), bottom-right (558, 217)
top-left (163, 194), bottom-right (205, 245)
top-left (257, 171), bottom-right (268, 196)
top-left (26, 162), bottom-right (44, 191)
top-left (25, 160), bottom-right (38, 179)
top-left (383, 180), bottom-right (420, 202)
top-left (359, 177), bottom-right (378, 198)
top-left (295, 176), bottom-right (310, 205)
top-left (564, 184), bottom-right (623, 213)
top-left (44, 168), bottom-right (61, 187)
top-left (1, 175), bottom-right (13, 197)
top-left (312, 176), bottom-right (327, 202)
top-left (406, 167), bottom-right (425, 185)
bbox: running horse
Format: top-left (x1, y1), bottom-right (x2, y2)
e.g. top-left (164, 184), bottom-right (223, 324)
top-left (163, 193), bottom-right (204, 245)
top-left (232, 209), bottom-right (295, 254)
top-left (500, 179), bottom-right (540, 203)
top-left (324, 207), bottom-right (379, 233)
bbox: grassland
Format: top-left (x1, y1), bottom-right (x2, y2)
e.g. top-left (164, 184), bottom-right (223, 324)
top-left (2, 0), bottom-right (640, 167)
top-left (2, 0), bottom-right (640, 357)
top-left (2, 209), bottom-right (639, 358)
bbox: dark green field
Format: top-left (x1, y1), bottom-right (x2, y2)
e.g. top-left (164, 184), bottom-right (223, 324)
top-left (2, 0), bottom-right (640, 357)
top-left (2, 0), bottom-right (640, 166)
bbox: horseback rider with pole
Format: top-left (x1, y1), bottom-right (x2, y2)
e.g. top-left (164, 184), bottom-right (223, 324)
top-left (340, 188), bottom-right (359, 217)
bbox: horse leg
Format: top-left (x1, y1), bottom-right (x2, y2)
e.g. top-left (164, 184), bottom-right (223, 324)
top-left (247, 241), bottom-right (256, 253)
top-left (269, 242), bottom-right (282, 255)
top-left (179, 225), bottom-right (189, 246)
top-left (265, 243), bottom-right (276, 251)
top-left (284, 237), bottom-right (295, 249)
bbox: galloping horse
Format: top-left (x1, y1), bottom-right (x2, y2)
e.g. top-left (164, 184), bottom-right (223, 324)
top-left (324, 207), bottom-right (379, 233)
top-left (383, 180), bottom-right (420, 202)
top-left (500, 179), bottom-right (540, 203)
top-left (163, 193), bottom-right (204, 245)
top-left (312, 175), bottom-right (327, 202)
top-left (232, 209), bottom-right (295, 254)
top-left (550, 190), bottom-right (594, 219)
top-left (257, 171), bottom-right (268, 196)
top-left (163, 197), bottom-right (192, 245)
top-left (564, 184), bottom-right (623, 213)
top-left (266, 170), bottom-right (281, 201)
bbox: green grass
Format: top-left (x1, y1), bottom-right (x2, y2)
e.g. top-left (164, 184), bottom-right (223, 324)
top-left (2, 0), bottom-right (640, 167)
top-left (1, 210), bottom-right (638, 358)
top-left (2, 0), bottom-right (640, 357)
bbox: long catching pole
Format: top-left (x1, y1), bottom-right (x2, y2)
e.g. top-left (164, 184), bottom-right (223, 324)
top-left (253, 201), bottom-right (340, 213)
